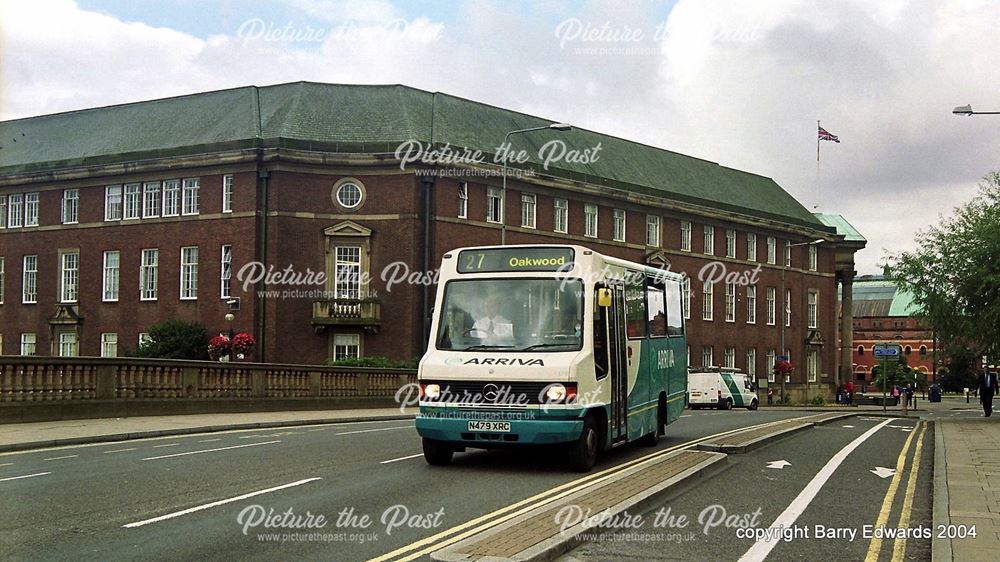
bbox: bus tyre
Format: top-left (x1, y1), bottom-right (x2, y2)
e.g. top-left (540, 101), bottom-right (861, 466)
top-left (569, 416), bottom-right (599, 472)
top-left (422, 438), bottom-right (454, 466)
top-left (748, 399), bottom-right (758, 411)
top-left (639, 401), bottom-right (665, 447)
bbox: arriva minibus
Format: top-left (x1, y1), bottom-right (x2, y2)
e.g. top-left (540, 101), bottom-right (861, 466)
top-left (416, 245), bottom-right (687, 471)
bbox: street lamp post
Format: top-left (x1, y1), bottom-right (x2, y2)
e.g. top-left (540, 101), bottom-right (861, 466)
top-left (779, 238), bottom-right (825, 404)
top-left (500, 123), bottom-right (572, 245)
top-left (953, 104), bottom-right (1000, 116)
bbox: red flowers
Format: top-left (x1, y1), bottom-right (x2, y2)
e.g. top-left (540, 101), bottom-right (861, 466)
top-left (208, 333), bottom-right (254, 360)
top-left (773, 359), bottom-right (794, 376)
top-left (208, 335), bottom-right (231, 361)
top-left (231, 333), bottom-right (255, 355)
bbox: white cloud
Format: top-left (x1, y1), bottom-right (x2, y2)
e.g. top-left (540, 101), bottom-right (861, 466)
top-left (3, 0), bottom-right (999, 275)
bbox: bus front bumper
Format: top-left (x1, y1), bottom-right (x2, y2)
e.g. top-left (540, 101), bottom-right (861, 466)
top-left (415, 413), bottom-right (583, 445)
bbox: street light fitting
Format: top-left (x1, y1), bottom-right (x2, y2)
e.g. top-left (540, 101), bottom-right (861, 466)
top-left (548, 122), bottom-right (573, 131)
top-left (953, 104), bottom-right (973, 116)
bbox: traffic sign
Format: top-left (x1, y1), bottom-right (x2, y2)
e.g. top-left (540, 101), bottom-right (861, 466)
top-left (874, 344), bottom-right (901, 362)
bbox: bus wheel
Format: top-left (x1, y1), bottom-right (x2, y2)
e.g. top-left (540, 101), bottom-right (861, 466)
top-left (422, 438), bottom-right (454, 466)
top-left (569, 416), bottom-right (598, 472)
top-left (639, 400), bottom-right (665, 447)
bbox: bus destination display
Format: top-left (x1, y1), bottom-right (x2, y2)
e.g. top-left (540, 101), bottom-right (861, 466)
top-left (457, 247), bottom-right (575, 273)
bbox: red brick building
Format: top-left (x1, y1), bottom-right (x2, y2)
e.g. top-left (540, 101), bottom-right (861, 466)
top-left (0, 82), bottom-right (864, 396)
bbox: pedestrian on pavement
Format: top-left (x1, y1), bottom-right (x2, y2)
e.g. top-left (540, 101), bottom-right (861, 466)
top-left (891, 385), bottom-right (900, 405)
top-left (906, 384), bottom-right (914, 408)
top-left (846, 380), bottom-right (855, 405)
top-left (767, 387), bottom-right (773, 405)
top-left (977, 370), bottom-right (999, 417)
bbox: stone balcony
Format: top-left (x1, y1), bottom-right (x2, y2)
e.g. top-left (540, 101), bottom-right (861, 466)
top-left (311, 298), bottom-right (381, 334)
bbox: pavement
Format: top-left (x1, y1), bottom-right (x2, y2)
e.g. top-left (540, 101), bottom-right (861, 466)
top-left (0, 395), bottom-right (996, 561)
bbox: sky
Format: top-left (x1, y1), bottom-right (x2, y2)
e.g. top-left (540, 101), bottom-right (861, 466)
top-left (3, 0), bottom-right (999, 275)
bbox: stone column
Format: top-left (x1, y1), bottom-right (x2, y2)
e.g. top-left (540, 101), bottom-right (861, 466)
top-left (840, 270), bottom-right (856, 387)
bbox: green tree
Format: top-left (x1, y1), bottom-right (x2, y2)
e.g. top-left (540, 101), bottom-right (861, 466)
top-left (872, 355), bottom-right (913, 389)
top-left (133, 320), bottom-right (209, 360)
top-left (887, 171), bottom-right (1000, 365)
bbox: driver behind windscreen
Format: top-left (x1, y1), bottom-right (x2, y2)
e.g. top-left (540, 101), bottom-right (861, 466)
top-left (472, 296), bottom-right (514, 344)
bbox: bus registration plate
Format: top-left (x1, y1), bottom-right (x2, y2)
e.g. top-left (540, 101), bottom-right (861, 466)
top-left (468, 421), bottom-right (510, 432)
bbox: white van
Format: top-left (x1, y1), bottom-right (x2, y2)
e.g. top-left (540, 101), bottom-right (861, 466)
top-left (687, 367), bottom-right (759, 410)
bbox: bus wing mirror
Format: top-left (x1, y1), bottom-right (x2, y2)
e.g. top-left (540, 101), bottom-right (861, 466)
top-left (597, 288), bottom-right (613, 307)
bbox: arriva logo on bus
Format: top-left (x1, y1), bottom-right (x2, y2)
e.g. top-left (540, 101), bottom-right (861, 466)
top-left (657, 349), bottom-right (675, 370)
top-left (463, 358), bottom-right (545, 366)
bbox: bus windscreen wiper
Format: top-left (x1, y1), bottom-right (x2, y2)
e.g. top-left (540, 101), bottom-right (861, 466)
top-left (461, 345), bottom-right (517, 351)
top-left (519, 343), bottom-right (576, 351)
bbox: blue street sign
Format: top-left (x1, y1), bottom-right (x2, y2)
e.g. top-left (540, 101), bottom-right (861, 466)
top-left (874, 344), bottom-right (902, 361)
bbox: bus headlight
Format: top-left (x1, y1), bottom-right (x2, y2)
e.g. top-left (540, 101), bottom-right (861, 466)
top-left (423, 383), bottom-right (441, 400)
top-left (545, 384), bottom-right (567, 402)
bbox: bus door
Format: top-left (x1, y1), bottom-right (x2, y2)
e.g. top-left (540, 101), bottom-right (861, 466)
top-left (597, 283), bottom-right (628, 445)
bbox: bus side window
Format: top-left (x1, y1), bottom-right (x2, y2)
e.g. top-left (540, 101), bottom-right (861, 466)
top-left (593, 287), bottom-right (609, 379)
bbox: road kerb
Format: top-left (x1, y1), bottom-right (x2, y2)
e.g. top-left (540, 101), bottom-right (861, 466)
top-left (931, 420), bottom-right (951, 562)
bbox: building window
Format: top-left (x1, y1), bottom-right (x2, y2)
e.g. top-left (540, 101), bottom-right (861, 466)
top-left (726, 229), bottom-right (736, 258)
top-left (808, 290), bottom-right (818, 329)
top-left (767, 350), bottom-right (776, 383)
top-left (646, 215), bottom-right (660, 247)
top-left (554, 198), bottom-right (568, 233)
top-left (103, 251), bottom-right (120, 302)
top-left (143, 182), bottom-right (161, 218)
top-left (784, 243), bottom-right (792, 267)
top-left (919, 345), bottom-right (928, 356)
top-left (24, 193), bottom-right (38, 227)
top-left (21, 333), bottom-right (36, 356)
top-left (140, 249), bottom-right (158, 301)
top-left (222, 175), bottom-right (234, 213)
top-left (904, 345), bottom-right (912, 355)
top-left (180, 246), bottom-right (199, 300)
top-left (58, 332), bottom-right (78, 357)
top-left (182, 178), bottom-right (200, 215)
top-left (22, 255), bottom-right (37, 304)
top-left (680, 221), bottom-right (691, 251)
top-left (807, 350), bottom-right (818, 382)
top-left (60, 251), bottom-right (79, 303)
top-left (0, 195), bottom-right (6, 228)
top-left (703, 225), bottom-right (714, 255)
top-left (8, 194), bottom-right (23, 228)
top-left (785, 288), bottom-right (792, 327)
top-left (162, 180), bottom-right (180, 217)
top-left (584, 204), bottom-right (598, 238)
top-left (101, 333), bottom-right (118, 358)
top-left (767, 236), bottom-right (776, 264)
top-left (682, 277), bottom-right (691, 320)
top-left (521, 193), bottom-right (536, 229)
top-left (702, 281), bottom-right (713, 321)
top-left (62, 189), bottom-right (79, 224)
top-left (457, 182), bottom-right (467, 218)
top-left (336, 182), bottom-right (363, 209)
top-left (334, 246), bottom-right (361, 299)
top-left (747, 348), bottom-right (757, 377)
top-left (0, 256), bottom-right (4, 304)
top-left (747, 233), bottom-right (757, 262)
top-left (123, 183), bottom-right (141, 220)
top-left (687, 345), bottom-right (690, 368)
top-left (334, 333), bottom-right (360, 360)
top-left (486, 187), bottom-right (503, 224)
top-left (746, 285), bottom-right (756, 324)
top-left (725, 282), bottom-right (736, 322)
top-left (105, 185), bottom-right (123, 221)
top-left (221, 245), bottom-right (232, 299)
top-left (766, 287), bottom-right (776, 326)
top-left (809, 245), bottom-right (818, 271)
top-left (702, 346), bottom-right (713, 368)
top-left (613, 209), bottom-right (626, 242)
top-left (724, 347), bottom-right (735, 369)
top-left (858, 345), bottom-right (865, 355)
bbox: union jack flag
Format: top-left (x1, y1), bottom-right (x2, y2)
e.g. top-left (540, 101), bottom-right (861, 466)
top-left (818, 126), bottom-right (840, 143)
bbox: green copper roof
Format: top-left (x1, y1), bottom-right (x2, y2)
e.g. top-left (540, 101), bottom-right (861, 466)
top-left (850, 276), bottom-right (919, 317)
top-left (814, 213), bottom-right (866, 242)
top-left (0, 81), bottom-right (832, 230)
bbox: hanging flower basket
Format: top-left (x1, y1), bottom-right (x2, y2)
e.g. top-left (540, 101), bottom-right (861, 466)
top-left (208, 335), bottom-right (231, 361)
top-left (773, 359), bottom-right (794, 377)
top-left (231, 332), bottom-right (255, 358)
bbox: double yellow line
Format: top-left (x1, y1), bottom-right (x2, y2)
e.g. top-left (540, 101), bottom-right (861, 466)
top-left (369, 415), bottom-right (815, 562)
top-left (864, 421), bottom-right (928, 562)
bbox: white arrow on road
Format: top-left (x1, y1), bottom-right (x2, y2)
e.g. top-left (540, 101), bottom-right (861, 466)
top-left (871, 466), bottom-right (895, 479)
top-left (766, 460), bottom-right (791, 469)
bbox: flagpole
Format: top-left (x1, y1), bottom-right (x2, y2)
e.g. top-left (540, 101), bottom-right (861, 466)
top-left (815, 120), bottom-right (821, 210)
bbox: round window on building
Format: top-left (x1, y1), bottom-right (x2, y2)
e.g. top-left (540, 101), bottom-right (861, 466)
top-left (332, 178), bottom-right (366, 211)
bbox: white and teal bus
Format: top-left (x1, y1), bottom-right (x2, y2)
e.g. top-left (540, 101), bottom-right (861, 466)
top-left (416, 245), bottom-right (688, 471)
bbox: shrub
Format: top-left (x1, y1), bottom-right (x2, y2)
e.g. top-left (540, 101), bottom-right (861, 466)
top-left (811, 394), bottom-right (827, 406)
top-left (133, 320), bottom-right (209, 360)
top-left (325, 356), bottom-right (418, 369)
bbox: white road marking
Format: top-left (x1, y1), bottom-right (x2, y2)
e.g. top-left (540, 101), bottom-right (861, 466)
top-left (43, 455), bottom-right (78, 461)
top-left (842, 425), bottom-right (855, 428)
top-left (766, 460), bottom-right (791, 469)
top-left (380, 453), bottom-right (424, 465)
top-left (0, 472), bottom-right (51, 482)
top-left (122, 477), bottom-right (322, 528)
top-left (335, 426), bottom-right (412, 436)
top-left (871, 466), bottom-right (896, 479)
top-left (153, 443), bottom-right (180, 448)
top-left (307, 428), bottom-right (328, 432)
top-left (103, 448), bottom-right (137, 454)
top-left (141, 440), bottom-right (281, 461)
top-left (680, 415), bottom-right (692, 418)
top-left (198, 439), bottom-right (222, 443)
top-left (738, 418), bottom-right (895, 562)
top-left (0, 462), bottom-right (13, 467)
